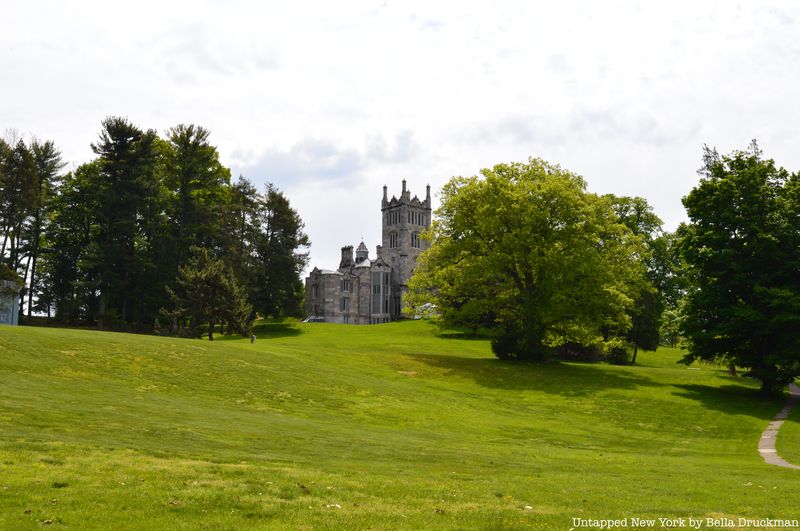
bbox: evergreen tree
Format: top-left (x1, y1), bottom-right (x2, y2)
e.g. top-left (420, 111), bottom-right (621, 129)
top-left (24, 139), bottom-right (65, 316)
top-left (164, 124), bottom-right (231, 267)
top-left (161, 246), bottom-right (253, 340)
top-left (41, 163), bottom-right (102, 322)
top-left (90, 117), bottom-right (162, 327)
top-left (0, 139), bottom-right (38, 274)
top-left (251, 184), bottom-right (310, 317)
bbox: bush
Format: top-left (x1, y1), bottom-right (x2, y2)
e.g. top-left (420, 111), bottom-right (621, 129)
top-left (603, 339), bottom-right (632, 365)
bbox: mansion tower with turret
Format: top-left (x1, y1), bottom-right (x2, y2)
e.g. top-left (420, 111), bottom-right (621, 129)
top-left (304, 180), bottom-right (431, 324)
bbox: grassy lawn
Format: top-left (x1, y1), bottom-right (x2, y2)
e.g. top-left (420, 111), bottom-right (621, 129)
top-left (1, 320), bottom-right (798, 529)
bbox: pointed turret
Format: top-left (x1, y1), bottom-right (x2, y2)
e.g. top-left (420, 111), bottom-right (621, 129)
top-left (355, 241), bottom-right (369, 264)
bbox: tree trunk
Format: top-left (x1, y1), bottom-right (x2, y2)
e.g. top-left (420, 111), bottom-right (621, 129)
top-left (207, 320), bottom-right (215, 341)
top-left (27, 235), bottom-right (40, 317)
top-left (20, 254), bottom-right (32, 317)
top-left (759, 378), bottom-right (780, 396)
top-left (728, 362), bottom-right (737, 377)
top-left (632, 344), bottom-right (639, 365)
top-left (98, 292), bottom-right (105, 331)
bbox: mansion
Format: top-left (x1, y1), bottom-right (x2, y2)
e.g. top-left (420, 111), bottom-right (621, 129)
top-left (304, 180), bottom-right (431, 324)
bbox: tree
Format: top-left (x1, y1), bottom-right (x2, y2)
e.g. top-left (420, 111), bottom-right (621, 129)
top-left (678, 141), bottom-right (800, 395)
top-left (250, 184), bottom-right (310, 317)
top-left (607, 195), bottom-right (665, 363)
top-left (161, 246), bottom-right (253, 340)
top-left (0, 138), bottom-right (37, 274)
top-left (42, 162), bottom-right (103, 322)
top-left (163, 124), bottom-right (231, 267)
top-left (89, 117), bottom-right (163, 327)
top-left (25, 139), bottom-right (65, 317)
top-left (407, 158), bottom-right (645, 361)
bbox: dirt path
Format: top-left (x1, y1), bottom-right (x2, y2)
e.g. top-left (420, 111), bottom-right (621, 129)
top-left (758, 383), bottom-right (800, 469)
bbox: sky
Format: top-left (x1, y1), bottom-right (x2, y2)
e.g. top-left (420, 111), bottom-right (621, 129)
top-left (3, 0), bottom-right (799, 272)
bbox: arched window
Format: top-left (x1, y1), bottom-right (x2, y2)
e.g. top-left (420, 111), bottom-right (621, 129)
top-left (389, 232), bottom-right (398, 248)
top-left (411, 232), bottom-right (420, 248)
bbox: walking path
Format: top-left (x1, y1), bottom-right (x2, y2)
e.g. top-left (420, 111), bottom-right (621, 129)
top-left (758, 383), bottom-right (800, 469)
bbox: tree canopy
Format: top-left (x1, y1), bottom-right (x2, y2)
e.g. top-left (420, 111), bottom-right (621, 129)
top-left (2, 118), bottom-right (309, 333)
top-left (678, 141), bottom-right (800, 394)
top-left (407, 157), bottom-right (645, 361)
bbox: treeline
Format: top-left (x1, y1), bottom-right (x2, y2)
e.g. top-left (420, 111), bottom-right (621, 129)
top-left (408, 142), bottom-right (800, 395)
top-left (0, 118), bottom-right (309, 335)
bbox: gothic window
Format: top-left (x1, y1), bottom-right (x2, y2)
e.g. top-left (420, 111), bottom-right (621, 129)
top-left (341, 279), bottom-right (350, 292)
top-left (389, 232), bottom-right (398, 248)
top-left (411, 232), bottom-right (420, 248)
top-left (340, 297), bottom-right (350, 312)
top-left (311, 284), bottom-right (318, 298)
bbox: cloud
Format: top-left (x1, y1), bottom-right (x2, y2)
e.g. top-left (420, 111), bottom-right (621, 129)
top-left (233, 130), bottom-right (420, 192)
top-left (233, 139), bottom-right (364, 191)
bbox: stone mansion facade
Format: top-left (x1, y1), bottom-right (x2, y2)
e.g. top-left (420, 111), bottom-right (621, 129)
top-left (304, 180), bottom-right (431, 324)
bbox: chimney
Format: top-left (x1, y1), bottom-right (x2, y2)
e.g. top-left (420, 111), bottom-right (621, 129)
top-left (339, 245), bottom-right (354, 269)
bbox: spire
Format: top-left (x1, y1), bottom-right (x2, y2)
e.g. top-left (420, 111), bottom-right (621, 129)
top-left (402, 179), bottom-right (407, 194)
top-left (426, 184), bottom-right (431, 206)
top-left (382, 185), bottom-right (388, 204)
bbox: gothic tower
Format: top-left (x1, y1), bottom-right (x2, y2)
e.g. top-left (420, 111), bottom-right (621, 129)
top-left (380, 179), bottom-right (431, 317)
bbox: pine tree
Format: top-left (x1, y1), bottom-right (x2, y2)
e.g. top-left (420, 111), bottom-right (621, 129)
top-left (161, 246), bottom-right (253, 340)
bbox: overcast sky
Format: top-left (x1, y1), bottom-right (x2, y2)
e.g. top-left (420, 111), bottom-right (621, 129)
top-left (3, 1), bottom-right (799, 271)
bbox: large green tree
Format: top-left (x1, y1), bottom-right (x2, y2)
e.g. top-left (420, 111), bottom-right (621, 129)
top-left (678, 141), bottom-right (800, 395)
top-left (408, 158), bottom-right (644, 361)
top-left (90, 117), bottom-right (163, 327)
top-left (40, 162), bottom-right (103, 322)
top-left (24, 139), bottom-right (65, 317)
top-left (250, 184), bottom-right (310, 317)
top-left (0, 138), bottom-right (38, 274)
top-left (163, 124), bottom-right (231, 266)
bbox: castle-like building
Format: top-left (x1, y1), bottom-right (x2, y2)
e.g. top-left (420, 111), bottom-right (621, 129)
top-left (304, 180), bottom-right (431, 324)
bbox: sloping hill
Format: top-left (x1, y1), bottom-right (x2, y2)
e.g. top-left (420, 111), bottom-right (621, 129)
top-left (1, 321), bottom-right (798, 529)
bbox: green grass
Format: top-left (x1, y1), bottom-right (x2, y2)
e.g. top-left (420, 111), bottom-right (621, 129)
top-left (1, 320), bottom-right (798, 529)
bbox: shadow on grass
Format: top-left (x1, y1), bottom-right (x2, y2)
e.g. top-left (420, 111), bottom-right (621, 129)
top-left (406, 353), bottom-right (664, 396)
top-left (672, 383), bottom-right (784, 420)
top-left (215, 320), bottom-right (303, 341)
top-left (435, 332), bottom-right (489, 341)
top-left (254, 321), bottom-right (303, 339)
